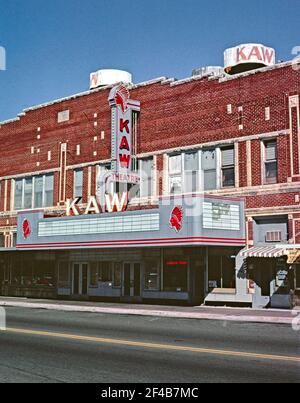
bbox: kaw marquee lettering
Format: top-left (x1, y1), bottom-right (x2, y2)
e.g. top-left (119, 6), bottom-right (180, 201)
top-left (236, 44), bottom-right (275, 64)
top-left (108, 84), bottom-right (140, 175)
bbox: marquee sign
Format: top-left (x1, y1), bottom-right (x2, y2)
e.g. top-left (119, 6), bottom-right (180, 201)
top-left (108, 85), bottom-right (140, 176)
top-left (65, 84), bottom-right (141, 217)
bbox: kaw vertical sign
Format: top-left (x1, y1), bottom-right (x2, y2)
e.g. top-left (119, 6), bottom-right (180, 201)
top-left (109, 85), bottom-right (140, 176)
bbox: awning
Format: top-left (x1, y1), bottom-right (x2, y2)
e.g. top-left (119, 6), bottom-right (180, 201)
top-left (241, 246), bottom-right (288, 258)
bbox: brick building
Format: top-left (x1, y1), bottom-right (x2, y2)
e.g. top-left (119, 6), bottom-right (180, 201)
top-left (0, 45), bottom-right (299, 308)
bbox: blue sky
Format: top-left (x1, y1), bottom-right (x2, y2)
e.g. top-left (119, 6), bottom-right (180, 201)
top-left (0, 0), bottom-right (299, 121)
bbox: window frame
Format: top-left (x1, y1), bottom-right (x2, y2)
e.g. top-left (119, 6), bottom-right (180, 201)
top-left (221, 146), bottom-right (235, 188)
top-left (74, 169), bottom-right (84, 199)
top-left (13, 173), bottom-right (54, 211)
top-left (263, 140), bottom-right (278, 185)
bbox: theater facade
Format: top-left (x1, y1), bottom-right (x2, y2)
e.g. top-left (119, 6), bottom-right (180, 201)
top-left (0, 44), bottom-right (300, 308)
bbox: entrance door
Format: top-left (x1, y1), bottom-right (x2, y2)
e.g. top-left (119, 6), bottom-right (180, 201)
top-left (72, 263), bottom-right (88, 296)
top-left (123, 263), bottom-right (141, 299)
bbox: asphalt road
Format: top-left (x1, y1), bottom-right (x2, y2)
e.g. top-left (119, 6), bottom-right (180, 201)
top-left (0, 307), bottom-right (299, 383)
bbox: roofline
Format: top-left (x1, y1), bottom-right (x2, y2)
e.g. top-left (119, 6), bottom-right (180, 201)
top-left (1, 59), bottom-right (298, 126)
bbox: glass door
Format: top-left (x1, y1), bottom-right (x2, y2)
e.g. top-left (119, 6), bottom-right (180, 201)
top-left (72, 263), bottom-right (88, 296)
top-left (123, 263), bottom-right (141, 298)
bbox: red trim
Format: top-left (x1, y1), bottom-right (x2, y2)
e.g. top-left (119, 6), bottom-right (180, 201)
top-left (17, 236), bottom-right (246, 250)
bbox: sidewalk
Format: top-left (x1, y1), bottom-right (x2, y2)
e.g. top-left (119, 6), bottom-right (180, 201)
top-left (0, 297), bottom-right (300, 324)
top-left (0, 296), bottom-right (298, 325)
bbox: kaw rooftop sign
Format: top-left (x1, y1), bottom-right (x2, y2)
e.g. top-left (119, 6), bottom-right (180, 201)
top-left (67, 84), bottom-right (140, 216)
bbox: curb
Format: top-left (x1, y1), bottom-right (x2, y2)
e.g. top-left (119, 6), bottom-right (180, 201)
top-left (0, 301), bottom-right (294, 325)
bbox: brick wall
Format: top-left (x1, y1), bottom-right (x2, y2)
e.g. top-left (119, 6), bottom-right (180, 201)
top-left (0, 62), bottom-right (300, 245)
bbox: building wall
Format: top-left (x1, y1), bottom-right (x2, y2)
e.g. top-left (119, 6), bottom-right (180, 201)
top-left (0, 62), bottom-right (300, 244)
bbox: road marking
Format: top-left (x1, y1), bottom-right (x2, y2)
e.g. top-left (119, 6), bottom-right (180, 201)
top-left (3, 327), bottom-right (300, 363)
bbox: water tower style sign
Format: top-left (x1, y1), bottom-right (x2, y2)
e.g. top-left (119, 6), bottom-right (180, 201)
top-left (89, 69), bottom-right (132, 90)
top-left (224, 44), bottom-right (275, 75)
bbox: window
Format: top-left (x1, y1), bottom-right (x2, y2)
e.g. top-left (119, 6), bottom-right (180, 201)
top-left (74, 169), bottom-right (83, 198)
top-left (113, 262), bottom-right (122, 287)
top-left (144, 260), bottom-right (160, 290)
top-left (57, 110), bottom-right (70, 123)
top-left (184, 152), bottom-right (199, 193)
top-left (14, 174), bottom-right (54, 210)
top-left (163, 260), bottom-right (188, 292)
top-left (58, 262), bottom-right (69, 287)
top-left (139, 158), bottom-right (154, 198)
top-left (99, 262), bottom-right (112, 282)
top-left (14, 179), bottom-right (23, 210)
top-left (169, 155), bottom-right (182, 194)
top-left (202, 149), bottom-right (217, 191)
top-left (0, 234), bottom-right (4, 248)
top-left (296, 265), bottom-right (300, 290)
top-left (264, 140), bottom-right (277, 184)
top-left (208, 255), bottom-right (236, 290)
top-left (96, 163), bottom-right (112, 194)
top-left (89, 262), bottom-right (98, 287)
top-left (44, 174), bottom-right (54, 207)
top-left (34, 176), bottom-right (43, 208)
top-left (221, 147), bottom-right (235, 188)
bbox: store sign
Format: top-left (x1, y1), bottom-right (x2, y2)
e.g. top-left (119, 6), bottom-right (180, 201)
top-left (224, 44), bottom-right (275, 71)
top-left (287, 250), bottom-right (300, 264)
top-left (66, 194), bottom-right (128, 216)
top-left (108, 85), bottom-right (140, 176)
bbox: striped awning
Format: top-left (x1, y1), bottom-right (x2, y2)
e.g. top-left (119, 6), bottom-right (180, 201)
top-left (241, 246), bottom-right (288, 258)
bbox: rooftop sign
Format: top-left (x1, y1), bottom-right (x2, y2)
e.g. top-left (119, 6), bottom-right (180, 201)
top-left (224, 44), bottom-right (276, 75)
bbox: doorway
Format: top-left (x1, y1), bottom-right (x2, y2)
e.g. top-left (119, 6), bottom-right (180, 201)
top-left (72, 263), bottom-right (88, 296)
top-left (123, 262), bottom-right (141, 299)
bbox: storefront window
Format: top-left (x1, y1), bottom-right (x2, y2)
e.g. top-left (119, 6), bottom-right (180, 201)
top-left (113, 262), bottom-right (122, 287)
top-left (163, 260), bottom-right (188, 292)
top-left (296, 265), bottom-right (300, 290)
top-left (208, 255), bottom-right (236, 290)
top-left (99, 262), bottom-right (112, 282)
top-left (10, 259), bottom-right (55, 288)
top-left (89, 262), bottom-right (98, 287)
top-left (144, 260), bottom-right (160, 290)
top-left (58, 262), bottom-right (69, 287)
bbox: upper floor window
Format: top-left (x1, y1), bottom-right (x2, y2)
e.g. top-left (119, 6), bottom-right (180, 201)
top-left (202, 149), bottom-right (217, 191)
top-left (221, 147), bottom-right (235, 188)
top-left (14, 174), bottom-right (54, 210)
top-left (264, 140), bottom-right (277, 184)
top-left (74, 169), bottom-right (83, 199)
top-left (184, 152), bottom-right (199, 193)
top-left (139, 158), bottom-right (154, 198)
top-left (169, 155), bottom-right (182, 194)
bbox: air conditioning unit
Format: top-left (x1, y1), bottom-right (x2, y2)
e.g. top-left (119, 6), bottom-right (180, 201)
top-left (265, 231), bottom-right (282, 243)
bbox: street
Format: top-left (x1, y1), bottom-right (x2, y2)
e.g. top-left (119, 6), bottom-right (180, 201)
top-left (0, 307), bottom-right (299, 383)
